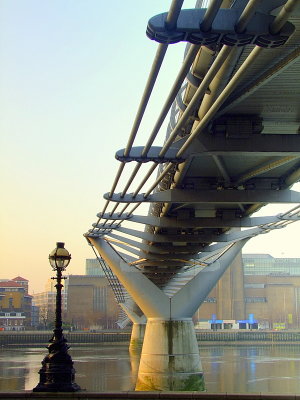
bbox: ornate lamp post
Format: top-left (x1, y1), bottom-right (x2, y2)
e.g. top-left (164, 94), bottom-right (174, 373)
top-left (33, 242), bottom-right (81, 392)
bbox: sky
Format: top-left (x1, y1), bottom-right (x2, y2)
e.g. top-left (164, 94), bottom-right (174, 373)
top-left (0, 1), bottom-right (299, 294)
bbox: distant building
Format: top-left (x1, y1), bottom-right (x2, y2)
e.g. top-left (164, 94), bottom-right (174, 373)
top-left (195, 254), bottom-right (245, 325)
top-left (66, 275), bottom-right (120, 330)
top-left (242, 254), bottom-right (300, 329)
top-left (195, 254), bottom-right (300, 330)
top-left (85, 258), bottom-right (105, 277)
top-left (31, 305), bottom-right (40, 328)
top-left (243, 254), bottom-right (300, 276)
top-left (32, 257), bottom-right (120, 330)
top-left (32, 279), bottom-right (67, 328)
top-left (0, 276), bottom-right (32, 330)
top-left (11, 276), bottom-right (29, 293)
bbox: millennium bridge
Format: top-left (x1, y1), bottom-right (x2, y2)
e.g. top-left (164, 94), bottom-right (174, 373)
top-left (85, 0), bottom-right (300, 391)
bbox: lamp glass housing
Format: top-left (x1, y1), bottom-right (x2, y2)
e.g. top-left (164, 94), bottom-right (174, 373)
top-left (49, 242), bottom-right (71, 271)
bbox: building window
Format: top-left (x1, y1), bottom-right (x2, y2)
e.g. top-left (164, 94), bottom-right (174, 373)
top-left (244, 283), bottom-right (265, 288)
top-left (245, 297), bottom-right (267, 303)
top-left (93, 287), bottom-right (107, 312)
top-left (203, 297), bottom-right (217, 303)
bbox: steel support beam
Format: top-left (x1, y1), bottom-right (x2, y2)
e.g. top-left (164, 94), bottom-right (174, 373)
top-left (186, 134), bottom-right (300, 157)
top-left (105, 188), bottom-right (300, 204)
top-left (95, 213), bottom-right (284, 228)
top-left (108, 225), bottom-right (262, 244)
top-left (88, 237), bottom-right (170, 318)
top-left (171, 239), bottom-right (248, 318)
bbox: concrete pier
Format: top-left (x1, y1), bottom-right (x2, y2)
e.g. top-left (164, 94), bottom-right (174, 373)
top-left (129, 323), bottom-right (146, 353)
top-left (88, 238), bottom-right (247, 391)
top-left (136, 319), bottom-right (204, 391)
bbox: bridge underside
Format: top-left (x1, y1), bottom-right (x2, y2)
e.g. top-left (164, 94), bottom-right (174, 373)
top-left (86, 0), bottom-right (300, 391)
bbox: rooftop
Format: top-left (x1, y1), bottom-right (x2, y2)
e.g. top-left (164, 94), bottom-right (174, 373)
top-left (12, 276), bottom-right (28, 282)
top-left (0, 281), bottom-right (24, 288)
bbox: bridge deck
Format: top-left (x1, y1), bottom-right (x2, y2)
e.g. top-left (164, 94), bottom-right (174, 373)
top-left (87, 1), bottom-right (300, 292)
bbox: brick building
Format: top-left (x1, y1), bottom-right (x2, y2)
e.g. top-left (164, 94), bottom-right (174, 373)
top-left (66, 275), bottom-right (120, 330)
top-left (0, 277), bottom-right (32, 330)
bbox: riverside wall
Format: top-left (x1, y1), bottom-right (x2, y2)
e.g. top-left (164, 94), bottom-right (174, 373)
top-left (1, 330), bottom-right (300, 346)
top-left (1, 392), bottom-right (300, 400)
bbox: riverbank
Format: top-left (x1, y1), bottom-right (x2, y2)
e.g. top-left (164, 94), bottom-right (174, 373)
top-left (1, 330), bottom-right (300, 346)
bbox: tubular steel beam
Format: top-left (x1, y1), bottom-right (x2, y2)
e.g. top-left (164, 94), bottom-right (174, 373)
top-left (176, 46), bottom-right (265, 158)
top-left (200, 0), bottom-right (223, 32)
top-left (234, 156), bottom-right (297, 184)
top-left (269, 0), bottom-right (299, 35)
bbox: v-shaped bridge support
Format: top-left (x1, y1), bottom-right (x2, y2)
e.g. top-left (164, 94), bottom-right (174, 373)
top-left (88, 236), bottom-right (247, 391)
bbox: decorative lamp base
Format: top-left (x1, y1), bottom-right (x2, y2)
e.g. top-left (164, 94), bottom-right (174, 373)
top-left (33, 334), bottom-right (81, 392)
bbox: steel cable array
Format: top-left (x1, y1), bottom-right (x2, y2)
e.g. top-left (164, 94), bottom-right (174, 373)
top-left (86, 0), bottom-right (300, 283)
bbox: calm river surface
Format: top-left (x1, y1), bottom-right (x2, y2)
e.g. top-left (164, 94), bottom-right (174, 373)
top-left (1, 344), bottom-right (300, 394)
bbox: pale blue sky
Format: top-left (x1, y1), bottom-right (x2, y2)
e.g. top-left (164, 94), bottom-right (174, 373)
top-left (1, 1), bottom-right (299, 293)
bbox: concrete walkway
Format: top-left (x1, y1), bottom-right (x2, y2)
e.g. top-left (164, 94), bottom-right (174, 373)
top-left (0, 392), bottom-right (299, 400)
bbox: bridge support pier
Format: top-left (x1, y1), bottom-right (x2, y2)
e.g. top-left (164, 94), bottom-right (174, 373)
top-left (119, 303), bottom-right (146, 353)
top-left (130, 323), bottom-right (146, 353)
top-left (89, 237), bottom-right (247, 391)
top-left (136, 318), bottom-right (204, 391)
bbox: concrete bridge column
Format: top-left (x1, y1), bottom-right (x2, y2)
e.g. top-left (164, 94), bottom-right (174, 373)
top-left (130, 323), bottom-right (146, 353)
top-left (119, 303), bottom-right (146, 352)
top-left (88, 236), bottom-right (247, 391)
top-left (136, 318), bottom-right (204, 391)
top-left (128, 322), bottom-right (147, 388)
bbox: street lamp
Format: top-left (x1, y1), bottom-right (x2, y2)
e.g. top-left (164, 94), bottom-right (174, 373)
top-left (33, 242), bottom-right (81, 392)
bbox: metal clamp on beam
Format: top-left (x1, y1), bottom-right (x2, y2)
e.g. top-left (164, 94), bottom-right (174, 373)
top-left (92, 223), bottom-right (119, 229)
top-left (147, 8), bottom-right (295, 48)
top-left (96, 212), bottom-right (132, 221)
top-left (115, 146), bottom-right (185, 164)
top-left (89, 227), bottom-right (113, 233)
top-left (87, 232), bottom-right (103, 238)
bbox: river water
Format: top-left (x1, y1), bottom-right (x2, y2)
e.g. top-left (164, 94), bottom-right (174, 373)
top-left (1, 344), bottom-right (300, 394)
